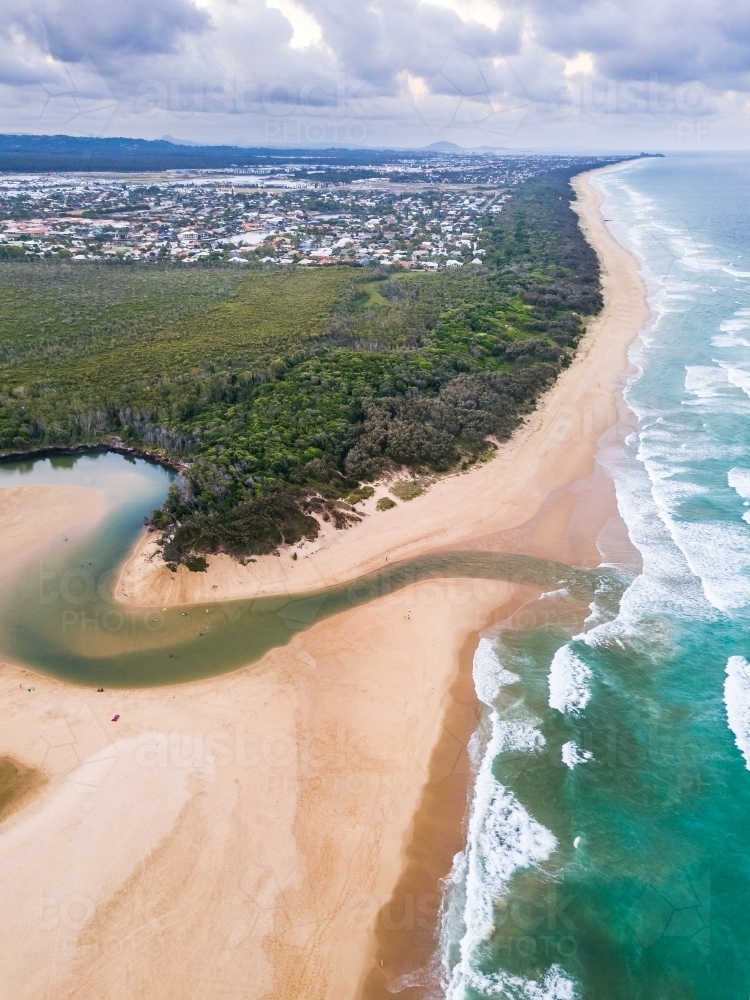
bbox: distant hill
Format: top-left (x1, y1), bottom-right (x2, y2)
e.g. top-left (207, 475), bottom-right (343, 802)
top-left (160, 135), bottom-right (208, 148)
top-left (0, 134), bottom-right (436, 173)
top-left (425, 141), bottom-right (462, 151)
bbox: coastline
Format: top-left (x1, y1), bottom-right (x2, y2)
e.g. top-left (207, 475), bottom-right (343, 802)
top-left (115, 166), bottom-right (649, 609)
top-left (0, 164), bottom-right (651, 1000)
top-left (358, 162), bottom-right (650, 996)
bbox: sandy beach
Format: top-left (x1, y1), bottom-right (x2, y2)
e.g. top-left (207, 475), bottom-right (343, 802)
top-left (0, 166), bottom-right (649, 999)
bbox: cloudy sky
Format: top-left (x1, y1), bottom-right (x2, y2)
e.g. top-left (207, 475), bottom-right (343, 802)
top-left (0, 0), bottom-right (748, 150)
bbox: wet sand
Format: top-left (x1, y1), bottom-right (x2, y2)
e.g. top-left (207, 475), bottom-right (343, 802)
top-left (0, 757), bottom-right (45, 823)
top-left (0, 485), bottom-right (105, 572)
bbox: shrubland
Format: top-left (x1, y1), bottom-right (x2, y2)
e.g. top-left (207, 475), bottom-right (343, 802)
top-left (0, 168), bottom-right (602, 564)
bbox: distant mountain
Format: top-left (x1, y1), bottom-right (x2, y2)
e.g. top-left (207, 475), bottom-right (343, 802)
top-left (0, 133), bottom-right (436, 172)
top-left (425, 141), bottom-right (463, 151)
top-left (160, 135), bottom-right (208, 147)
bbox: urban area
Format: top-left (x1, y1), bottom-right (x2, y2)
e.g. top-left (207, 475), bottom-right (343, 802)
top-left (0, 152), bottom-right (593, 269)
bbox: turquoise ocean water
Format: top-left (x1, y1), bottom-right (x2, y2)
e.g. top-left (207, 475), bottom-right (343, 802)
top-left (440, 155), bottom-right (750, 1000)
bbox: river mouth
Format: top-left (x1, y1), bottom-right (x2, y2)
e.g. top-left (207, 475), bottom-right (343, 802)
top-left (0, 451), bottom-right (618, 689)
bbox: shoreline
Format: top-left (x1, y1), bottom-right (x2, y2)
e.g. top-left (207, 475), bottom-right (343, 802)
top-left (0, 164), bottom-right (651, 1000)
top-left (358, 585), bottom-right (541, 1000)
top-left (357, 162), bottom-right (650, 996)
top-left (116, 166), bottom-right (649, 610)
top-left (0, 440), bottom-right (189, 475)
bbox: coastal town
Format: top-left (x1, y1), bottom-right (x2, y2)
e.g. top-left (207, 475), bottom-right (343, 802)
top-left (0, 152), bottom-right (605, 269)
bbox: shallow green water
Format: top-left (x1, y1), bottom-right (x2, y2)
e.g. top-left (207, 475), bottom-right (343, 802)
top-left (0, 450), bottom-right (611, 688)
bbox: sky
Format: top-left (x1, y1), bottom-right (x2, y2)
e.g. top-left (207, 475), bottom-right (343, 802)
top-left (0, 0), bottom-right (748, 151)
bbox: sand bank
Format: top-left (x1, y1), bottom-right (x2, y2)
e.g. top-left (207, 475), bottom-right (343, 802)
top-left (0, 166), bottom-right (649, 999)
top-left (116, 167), bottom-right (649, 609)
top-left (0, 485), bottom-right (105, 572)
top-left (0, 575), bottom-right (521, 1000)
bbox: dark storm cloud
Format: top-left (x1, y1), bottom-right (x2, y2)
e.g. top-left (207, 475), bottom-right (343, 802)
top-left (307, 0), bottom-right (522, 93)
top-left (0, 0), bottom-right (210, 69)
top-left (0, 0), bottom-right (748, 144)
top-left (527, 0), bottom-right (750, 88)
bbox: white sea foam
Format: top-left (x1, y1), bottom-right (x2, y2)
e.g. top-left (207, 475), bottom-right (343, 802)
top-left (637, 453), bottom-right (709, 512)
top-left (583, 598), bottom-right (608, 631)
top-left (548, 646), bottom-right (592, 716)
top-left (451, 963), bottom-right (578, 999)
top-left (496, 720), bottom-right (546, 754)
top-left (611, 389), bottom-right (750, 617)
top-left (728, 468), bottom-right (750, 497)
top-left (684, 365), bottom-right (730, 399)
top-left (561, 742), bottom-right (594, 769)
top-left (712, 335), bottom-right (750, 348)
top-left (713, 311), bottom-right (750, 347)
top-left (720, 362), bottom-right (750, 399)
top-left (596, 425), bottom-right (712, 629)
top-left (724, 656), bottom-right (750, 769)
top-left (473, 638), bottom-right (520, 705)
top-left (664, 519), bottom-right (750, 614)
top-left (719, 309), bottom-right (750, 335)
top-left (711, 309), bottom-right (750, 347)
top-left (639, 427), bottom-right (746, 466)
top-left (728, 469), bottom-right (750, 524)
top-left (540, 587), bottom-right (570, 600)
top-left (444, 712), bottom-right (559, 999)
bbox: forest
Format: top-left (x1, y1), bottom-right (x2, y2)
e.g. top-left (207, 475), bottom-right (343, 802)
top-left (0, 167), bottom-right (603, 564)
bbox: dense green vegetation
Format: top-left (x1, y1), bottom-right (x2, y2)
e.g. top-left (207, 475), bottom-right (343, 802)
top-left (0, 168), bottom-right (603, 564)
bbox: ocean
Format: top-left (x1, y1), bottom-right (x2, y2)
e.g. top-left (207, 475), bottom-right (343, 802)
top-left (441, 155), bottom-right (750, 1000)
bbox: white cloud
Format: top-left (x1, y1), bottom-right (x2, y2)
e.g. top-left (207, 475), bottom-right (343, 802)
top-left (419, 0), bottom-right (503, 31)
top-left (564, 52), bottom-right (595, 77)
top-left (265, 0), bottom-right (324, 49)
top-left (0, 0), bottom-right (748, 148)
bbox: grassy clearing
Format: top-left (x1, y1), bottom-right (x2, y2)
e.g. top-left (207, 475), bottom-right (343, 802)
top-left (390, 480), bottom-right (427, 501)
top-left (376, 496), bottom-right (397, 511)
